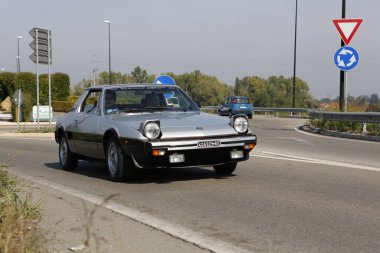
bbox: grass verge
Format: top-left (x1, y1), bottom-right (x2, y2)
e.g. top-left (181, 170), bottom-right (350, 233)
top-left (0, 168), bottom-right (46, 252)
top-left (309, 118), bottom-right (380, 136)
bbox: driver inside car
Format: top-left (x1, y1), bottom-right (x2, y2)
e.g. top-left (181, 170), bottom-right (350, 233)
top-left (105, 90), bottom-right (117, 113)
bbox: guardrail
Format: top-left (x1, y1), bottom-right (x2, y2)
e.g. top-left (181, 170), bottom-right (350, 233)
top-left (200, 106), bottom-right (308, 114)
top-left (309, 111), bottom-right (380, 123)
top-left (200, 106), bottom-right (380, 124)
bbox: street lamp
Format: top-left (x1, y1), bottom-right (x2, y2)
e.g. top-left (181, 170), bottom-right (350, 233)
top-left (16, 36), bottom-right (23, 73)
top-left (292, 0), bottom-right (298, 109)
top-left (104, 20), bottom-right (111, 84)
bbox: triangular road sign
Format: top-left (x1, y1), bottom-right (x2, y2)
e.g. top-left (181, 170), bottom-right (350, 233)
top-left (333, 19), bottom-right (363, 45)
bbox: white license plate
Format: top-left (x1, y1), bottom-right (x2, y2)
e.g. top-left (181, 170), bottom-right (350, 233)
top-left (240, 106), bottom-right (247, 108)
top-left (197, 140), bottom-right (221, 148)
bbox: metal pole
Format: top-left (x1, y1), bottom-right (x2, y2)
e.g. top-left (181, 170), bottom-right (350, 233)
top-left (48, 30), bottom-right (52, 128)
top-left (17, 89), bottom-right (21, 131)
top-left (292, 0), bottom-right (298, 108)
top-left (339, 0), bottom-right (346, 112)
top-left (36, 28), bottom-right (40, 130)
top-left (17, 38), bottom-right (20, 73)
top-left (108, 22), bottom-right (111, 84)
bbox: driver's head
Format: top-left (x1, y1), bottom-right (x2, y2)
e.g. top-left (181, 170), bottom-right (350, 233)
top-left (105, 90), bottom-right (116, 108)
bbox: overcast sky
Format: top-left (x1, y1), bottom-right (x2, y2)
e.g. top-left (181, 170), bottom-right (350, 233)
top-left (1, 0), bottom-right (379, 99)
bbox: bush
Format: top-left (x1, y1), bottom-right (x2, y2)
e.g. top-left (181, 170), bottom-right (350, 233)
top-left (0, 72), bottom-right (16, 101)
top-left (52, 100), bottom-right (75, 112)
top-left (309, 118), bottom-right (380, 136)
top-left (11, 92), bottom-right (33, 122)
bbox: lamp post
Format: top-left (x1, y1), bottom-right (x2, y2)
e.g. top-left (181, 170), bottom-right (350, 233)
top-left (104, 20), bottom-right (111, 84)
top-left (292, 0), bottom-right (298, 108)
top-left (16, 36), bottom-right (23, 73)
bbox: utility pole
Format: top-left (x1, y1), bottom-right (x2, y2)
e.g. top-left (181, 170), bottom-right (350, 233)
top-left (339, 0), bottom-right (346, 112)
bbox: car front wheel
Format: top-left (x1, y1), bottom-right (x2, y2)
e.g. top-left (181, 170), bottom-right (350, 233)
top-left (107, 137), bottom-right (134, 181)
top-left (213, 162), bottom-right (237, 175)
top-left (59, 136), bottom-right (78, 171)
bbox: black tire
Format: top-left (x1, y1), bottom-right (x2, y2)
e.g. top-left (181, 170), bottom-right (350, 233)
top-left (217, 110), bottom-right (222, 116)
top-left (248, 113), bottom-right (253, 119)
top-left (106, 136), bottom-right (135, 181)
top-left (213, 162), bottom-right (237, 175)
top-left (59, 135), bottom-right (78, 171)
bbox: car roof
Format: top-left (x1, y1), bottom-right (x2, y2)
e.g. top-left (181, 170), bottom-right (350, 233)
top-left (229, 96), bottom-right (249, 99)
top-left (85, 83), bottom-right (179, 90)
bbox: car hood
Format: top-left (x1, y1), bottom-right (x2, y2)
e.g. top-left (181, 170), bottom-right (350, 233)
top-left (107, 111), bottom-right (239, 138)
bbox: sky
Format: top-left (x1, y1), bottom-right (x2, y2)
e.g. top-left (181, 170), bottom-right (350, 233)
top-left (0, 0), bottom-right (379, 99)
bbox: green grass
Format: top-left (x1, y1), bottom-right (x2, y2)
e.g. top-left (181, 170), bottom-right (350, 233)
top-left (309, 118), bottom-right (380, 136)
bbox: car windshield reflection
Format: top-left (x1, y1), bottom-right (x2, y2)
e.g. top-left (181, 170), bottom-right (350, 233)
top-left (104, 86), bottom-right (199, 115)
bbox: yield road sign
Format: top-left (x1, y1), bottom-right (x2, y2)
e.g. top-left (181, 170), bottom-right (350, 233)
top-left (334, 46), bottom-right (359, 71)
top-left (333, 19), bottom-right (363, 45)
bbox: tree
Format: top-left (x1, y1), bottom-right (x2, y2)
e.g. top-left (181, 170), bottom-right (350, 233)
top-left (131, 66), bottom-right (148, 83)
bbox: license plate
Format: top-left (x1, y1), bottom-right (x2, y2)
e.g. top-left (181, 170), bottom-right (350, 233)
top-left (240, 106), bottom-right (247, 108)
top-left (197, 140), bottom-right (221, 148)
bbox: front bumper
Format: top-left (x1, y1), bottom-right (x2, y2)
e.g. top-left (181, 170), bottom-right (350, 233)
top-left (123, 134), bottom-right (257, 168)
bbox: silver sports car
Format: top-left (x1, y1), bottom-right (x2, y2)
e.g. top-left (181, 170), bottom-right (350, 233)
top-left (55, 84), bottom-right (257, 181)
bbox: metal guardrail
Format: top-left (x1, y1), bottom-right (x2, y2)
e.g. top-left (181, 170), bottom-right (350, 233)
top-left (200, 106), bottom-right (380, 124)
top-left (309, 111), bottom-right (380, 123)
top-left (200, 106), bottom-right (308, 114)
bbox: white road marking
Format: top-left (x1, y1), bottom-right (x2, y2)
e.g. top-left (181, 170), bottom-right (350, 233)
top-left (8, 172), bottom-right (251, 253)
top-left (250, 150), bottom-right (380, 173)
top-left (274, 136), bottom-right (313, 145)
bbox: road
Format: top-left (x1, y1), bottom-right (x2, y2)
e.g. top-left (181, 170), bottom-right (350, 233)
top-left (0, 116), bottom-right (379, 253)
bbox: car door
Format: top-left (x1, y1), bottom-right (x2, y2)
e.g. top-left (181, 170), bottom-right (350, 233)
top-left (72, 89), bottom-right (103, 158)
top-left (220, 97), bottom-right (230, 115)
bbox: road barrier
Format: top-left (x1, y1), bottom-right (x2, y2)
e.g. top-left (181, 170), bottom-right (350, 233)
top-left (308, 111), bottom-right (380, 123)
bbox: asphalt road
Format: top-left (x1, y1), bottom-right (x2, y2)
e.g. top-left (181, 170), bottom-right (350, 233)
top-left (0, 116), bottom-right (379, 253)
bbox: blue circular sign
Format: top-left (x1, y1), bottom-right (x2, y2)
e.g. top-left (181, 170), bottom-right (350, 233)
top-left (153, 75), bottom-right (176, 85)
top-left (334, 46), bottom-right (359, 71)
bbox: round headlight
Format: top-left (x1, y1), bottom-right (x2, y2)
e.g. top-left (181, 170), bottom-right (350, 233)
top-left (233, 117), bottom-right (248, 133)
top-left (144, 122), bottom-right (160, 139)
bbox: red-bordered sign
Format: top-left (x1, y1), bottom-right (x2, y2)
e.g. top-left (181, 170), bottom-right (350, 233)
top-left (333, 19), bottom-right (363, 45)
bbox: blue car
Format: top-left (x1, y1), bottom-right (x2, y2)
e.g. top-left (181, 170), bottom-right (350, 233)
top-left (218, 96), bottom-right (253, 119)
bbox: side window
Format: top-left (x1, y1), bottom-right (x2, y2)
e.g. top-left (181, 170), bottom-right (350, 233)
top-left (79, 90), bottom-right (102, 114)
top-left (227, 98), bottom-right (233, 104)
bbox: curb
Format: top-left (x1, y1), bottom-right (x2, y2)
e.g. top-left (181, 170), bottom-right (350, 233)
top-left (298, 124), bottom-right (380, 142)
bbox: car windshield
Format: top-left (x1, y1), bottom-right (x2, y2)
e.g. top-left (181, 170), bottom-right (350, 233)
top-left (104, 86), bottom-right (199, 115)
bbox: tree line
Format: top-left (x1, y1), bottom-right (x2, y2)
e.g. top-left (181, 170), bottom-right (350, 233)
top-left (74, 66), bottom-right (318, 108)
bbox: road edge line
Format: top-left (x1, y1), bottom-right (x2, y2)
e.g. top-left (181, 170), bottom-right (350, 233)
top-left (10, 172), bottom-right (251, 253)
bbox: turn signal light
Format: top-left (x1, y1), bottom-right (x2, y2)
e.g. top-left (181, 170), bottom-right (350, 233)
top-left (244, 143), bottom-right (255, 150)
top-left (152, 149), bottom-right (166, 156)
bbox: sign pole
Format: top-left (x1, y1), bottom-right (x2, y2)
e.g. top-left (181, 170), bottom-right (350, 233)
top-left (48, 30), bottom-right (52, 128)
top-left (17, 89), bottom-right (21, 131)
top-left (36, 28), bottom-right (40, 130)
top-left (339, 0), bottom-right (346, 112)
